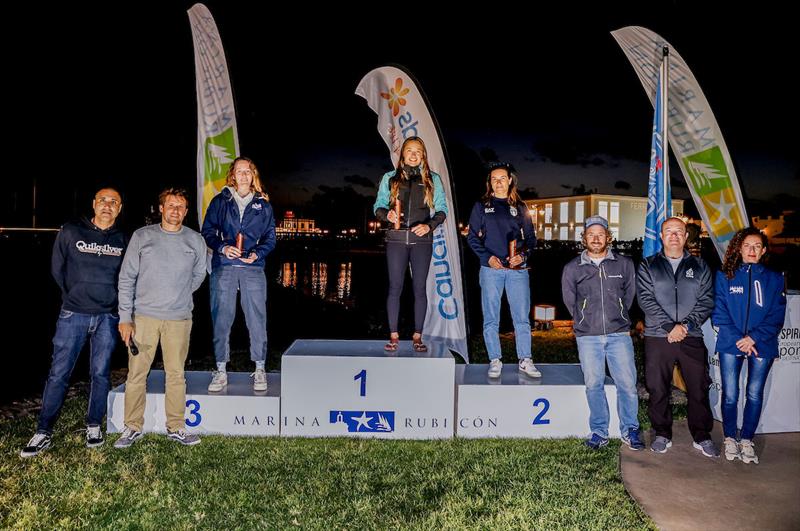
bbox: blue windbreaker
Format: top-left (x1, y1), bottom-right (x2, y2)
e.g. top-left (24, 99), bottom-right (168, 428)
top-left (712, 264), bottom-right (786, 360)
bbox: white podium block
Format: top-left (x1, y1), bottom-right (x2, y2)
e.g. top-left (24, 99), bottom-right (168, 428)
top-left (456, 364), bottom-right (620, 438)
top-left (280, 340), bottom-right (455, 439)
top-left (107, 370), bottom-right (281, 436)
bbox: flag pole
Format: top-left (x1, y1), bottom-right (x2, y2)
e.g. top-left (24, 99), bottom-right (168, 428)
top-left (661, 46), bottom-right (671, 219)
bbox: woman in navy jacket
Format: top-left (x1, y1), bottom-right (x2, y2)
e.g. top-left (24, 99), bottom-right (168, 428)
top-left (712, 227), bottom-right (786, 464)
top-left (201, 157), bottom-right (276, 393)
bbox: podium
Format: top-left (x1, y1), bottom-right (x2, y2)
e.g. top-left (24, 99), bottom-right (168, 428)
top-left (455, 364), bottom-right (620, 438)
top-left (107, 370), bottom-right (281, 436)
top-left (280, 340), bottom-right (455, 438)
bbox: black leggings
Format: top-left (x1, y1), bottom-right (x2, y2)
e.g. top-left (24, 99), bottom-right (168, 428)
top-left (385, 230), bottom-right (433, 333)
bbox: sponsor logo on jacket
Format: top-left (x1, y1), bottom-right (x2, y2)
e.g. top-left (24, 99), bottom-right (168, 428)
top-left (76, 241), bottom-right (123, 257)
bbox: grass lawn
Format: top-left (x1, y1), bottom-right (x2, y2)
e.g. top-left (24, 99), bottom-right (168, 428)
top-left (1, 394), bottom-right (655, 529)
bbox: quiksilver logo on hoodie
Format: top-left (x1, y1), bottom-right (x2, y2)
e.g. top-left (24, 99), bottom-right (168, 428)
top-left (76, 241), bottom-right (123, 257)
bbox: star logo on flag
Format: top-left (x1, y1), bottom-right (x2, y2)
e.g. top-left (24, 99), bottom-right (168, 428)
top-left (706, 191), bottom-right (738, 230)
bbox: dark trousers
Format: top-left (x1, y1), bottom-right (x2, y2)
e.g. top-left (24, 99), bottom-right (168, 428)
top-left (385, 229), bottom-right (433, 333)
top-left (645, 336), bottom-right (713, 442)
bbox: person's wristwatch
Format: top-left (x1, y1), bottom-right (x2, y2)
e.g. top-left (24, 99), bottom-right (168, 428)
top-left (680, 319), bottom-right (691, 332)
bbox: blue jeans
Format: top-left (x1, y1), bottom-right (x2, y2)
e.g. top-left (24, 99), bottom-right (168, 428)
top-left (37, 309), bottom-right (118, 434)
top-left (210, 266), bottom-right (267, 363)
top-left (479, 266), bottom-right (531, 360)
top-left (720, 352), bottom-right (775, 440)
top-left (576, 332), bottom-right (639, 438)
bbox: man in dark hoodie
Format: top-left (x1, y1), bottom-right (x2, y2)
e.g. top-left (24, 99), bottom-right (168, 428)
top-left (21, 188), bottom-right (127, 457)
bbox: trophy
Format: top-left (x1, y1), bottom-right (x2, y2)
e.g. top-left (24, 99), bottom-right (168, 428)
top-left (393, 200), bottom-right (402, 230)
top-left (235, 233), bottom-right (244, 254)
top-left (508, 240), bottom-right (520, 269)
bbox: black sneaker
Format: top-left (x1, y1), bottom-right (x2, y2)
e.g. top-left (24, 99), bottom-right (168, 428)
top-left (20, 433), bottom-right (52, 458)
top-left (86, 425), bottom-right (105, 448)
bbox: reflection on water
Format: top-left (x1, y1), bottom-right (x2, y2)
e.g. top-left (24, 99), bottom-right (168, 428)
top-left (279, 261), bottom-right (354, 307)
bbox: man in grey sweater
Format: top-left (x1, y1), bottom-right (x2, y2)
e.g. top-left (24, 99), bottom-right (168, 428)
top-left (114, 188), bottom-right (207, 448)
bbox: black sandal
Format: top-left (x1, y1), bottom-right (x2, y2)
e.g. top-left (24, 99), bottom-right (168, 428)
top-left (384, 335), bottom-right (399, 352)
top-left (412, 333), bottom-right (427, 352)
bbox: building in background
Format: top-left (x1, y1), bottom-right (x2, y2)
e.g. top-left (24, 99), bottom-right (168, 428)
top-left (524, 194), bottom-right (684, 242)
top-left (276, 211), bottom-right (325, 238)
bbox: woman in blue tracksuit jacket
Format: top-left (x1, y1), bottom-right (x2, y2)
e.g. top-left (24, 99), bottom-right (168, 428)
top-left (201, 157), bottom-right (276, 393)
top-left (712, 227), bottom-right (786, 464)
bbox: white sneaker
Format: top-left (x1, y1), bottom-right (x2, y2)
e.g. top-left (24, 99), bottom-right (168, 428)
top-left (487, 359), bottom-right (503, 378)
top-left (207, 370), bottom-right (228, 392)
top-left (519, 358), bottom-right (542, 378)
top-left (252, 369), bottom-right (268, 392)
top-left (740, 439), bottom-right (759, 464)
top-left (723, 437), bottom-right (741, 461)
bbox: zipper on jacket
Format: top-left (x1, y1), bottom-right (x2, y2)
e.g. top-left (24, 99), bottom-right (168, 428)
top-left (744, 265), bottom-right (752, 336)
top-left (599, 266), bottom-right (607, 335)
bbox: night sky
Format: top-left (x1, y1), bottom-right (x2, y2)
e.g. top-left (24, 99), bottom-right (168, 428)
top-left (7, 2), bottom-right (796, 230)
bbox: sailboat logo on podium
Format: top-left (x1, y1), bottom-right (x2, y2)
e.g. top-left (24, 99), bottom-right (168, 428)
top-left (329, 410), bottom-right (395, 432)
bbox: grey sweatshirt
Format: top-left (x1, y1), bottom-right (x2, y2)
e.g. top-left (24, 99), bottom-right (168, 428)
top-left (118, 224), bottom-right (207, 323)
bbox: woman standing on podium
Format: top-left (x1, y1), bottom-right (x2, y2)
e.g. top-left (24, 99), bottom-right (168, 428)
top-left (712, 227), bottom-right (786, 464)
top-left (467, 162), bottom-right (540, 379)
top-left (202, 157), bottom-right (276, 393)
top-left (373, 137), bottom-right (447, 352)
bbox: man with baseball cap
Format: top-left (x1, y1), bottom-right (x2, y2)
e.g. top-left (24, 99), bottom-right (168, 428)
top-left (561, 215), bottom-right (644, 450)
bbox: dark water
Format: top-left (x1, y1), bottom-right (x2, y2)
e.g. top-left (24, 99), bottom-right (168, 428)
top-left (2, 231), bottom-right (797, 405)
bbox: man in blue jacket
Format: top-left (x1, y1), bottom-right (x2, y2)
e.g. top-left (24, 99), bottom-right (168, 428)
top-left (562, 216), bottom-right (644, 450)
top-left (21, 188), bottom-right (127, 457)
top-left (637, 217), bottom-right (716, 457)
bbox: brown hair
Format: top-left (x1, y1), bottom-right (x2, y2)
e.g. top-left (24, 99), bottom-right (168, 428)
top-left (389, 137), bottom-right (434, 209)
top-left (722, 227), bottom-right (768, 279)
top-left (158, 187), bottom-right (190, 206)
top-left (225, 156), bottom-right (269, 201)
top-left (482, 162), bottom-right (522, 207)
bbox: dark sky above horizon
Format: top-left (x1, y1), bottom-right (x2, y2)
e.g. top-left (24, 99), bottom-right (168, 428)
top-left (8, 2), bottom-right (797, 228)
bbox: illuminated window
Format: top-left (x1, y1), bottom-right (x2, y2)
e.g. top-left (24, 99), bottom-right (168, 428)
top-left (575, 201), bottom-right (584, 223)
top-left (610, 202), bottom-right (620, 224)
top-left (560, 202), bottom-right (569, 223)
top-left (599, 201), bottom-right (608, 220)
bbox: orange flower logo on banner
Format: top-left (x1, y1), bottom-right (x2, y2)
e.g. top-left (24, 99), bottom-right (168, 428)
top-left (380, 77), bottom-right (410, 117)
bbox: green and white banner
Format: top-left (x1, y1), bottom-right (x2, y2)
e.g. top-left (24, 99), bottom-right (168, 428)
top-left (612, 26), bottom-right (748, 257)
top-left (188, 3), bottom-right (239, 224)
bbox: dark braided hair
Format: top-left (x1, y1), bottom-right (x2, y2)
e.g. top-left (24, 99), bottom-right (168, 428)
top-left (721, 227), bottom-right (768, 279)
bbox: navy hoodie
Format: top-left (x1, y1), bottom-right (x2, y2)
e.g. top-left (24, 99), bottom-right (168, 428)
top-left (52, 218), bottom-right (127, 314)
